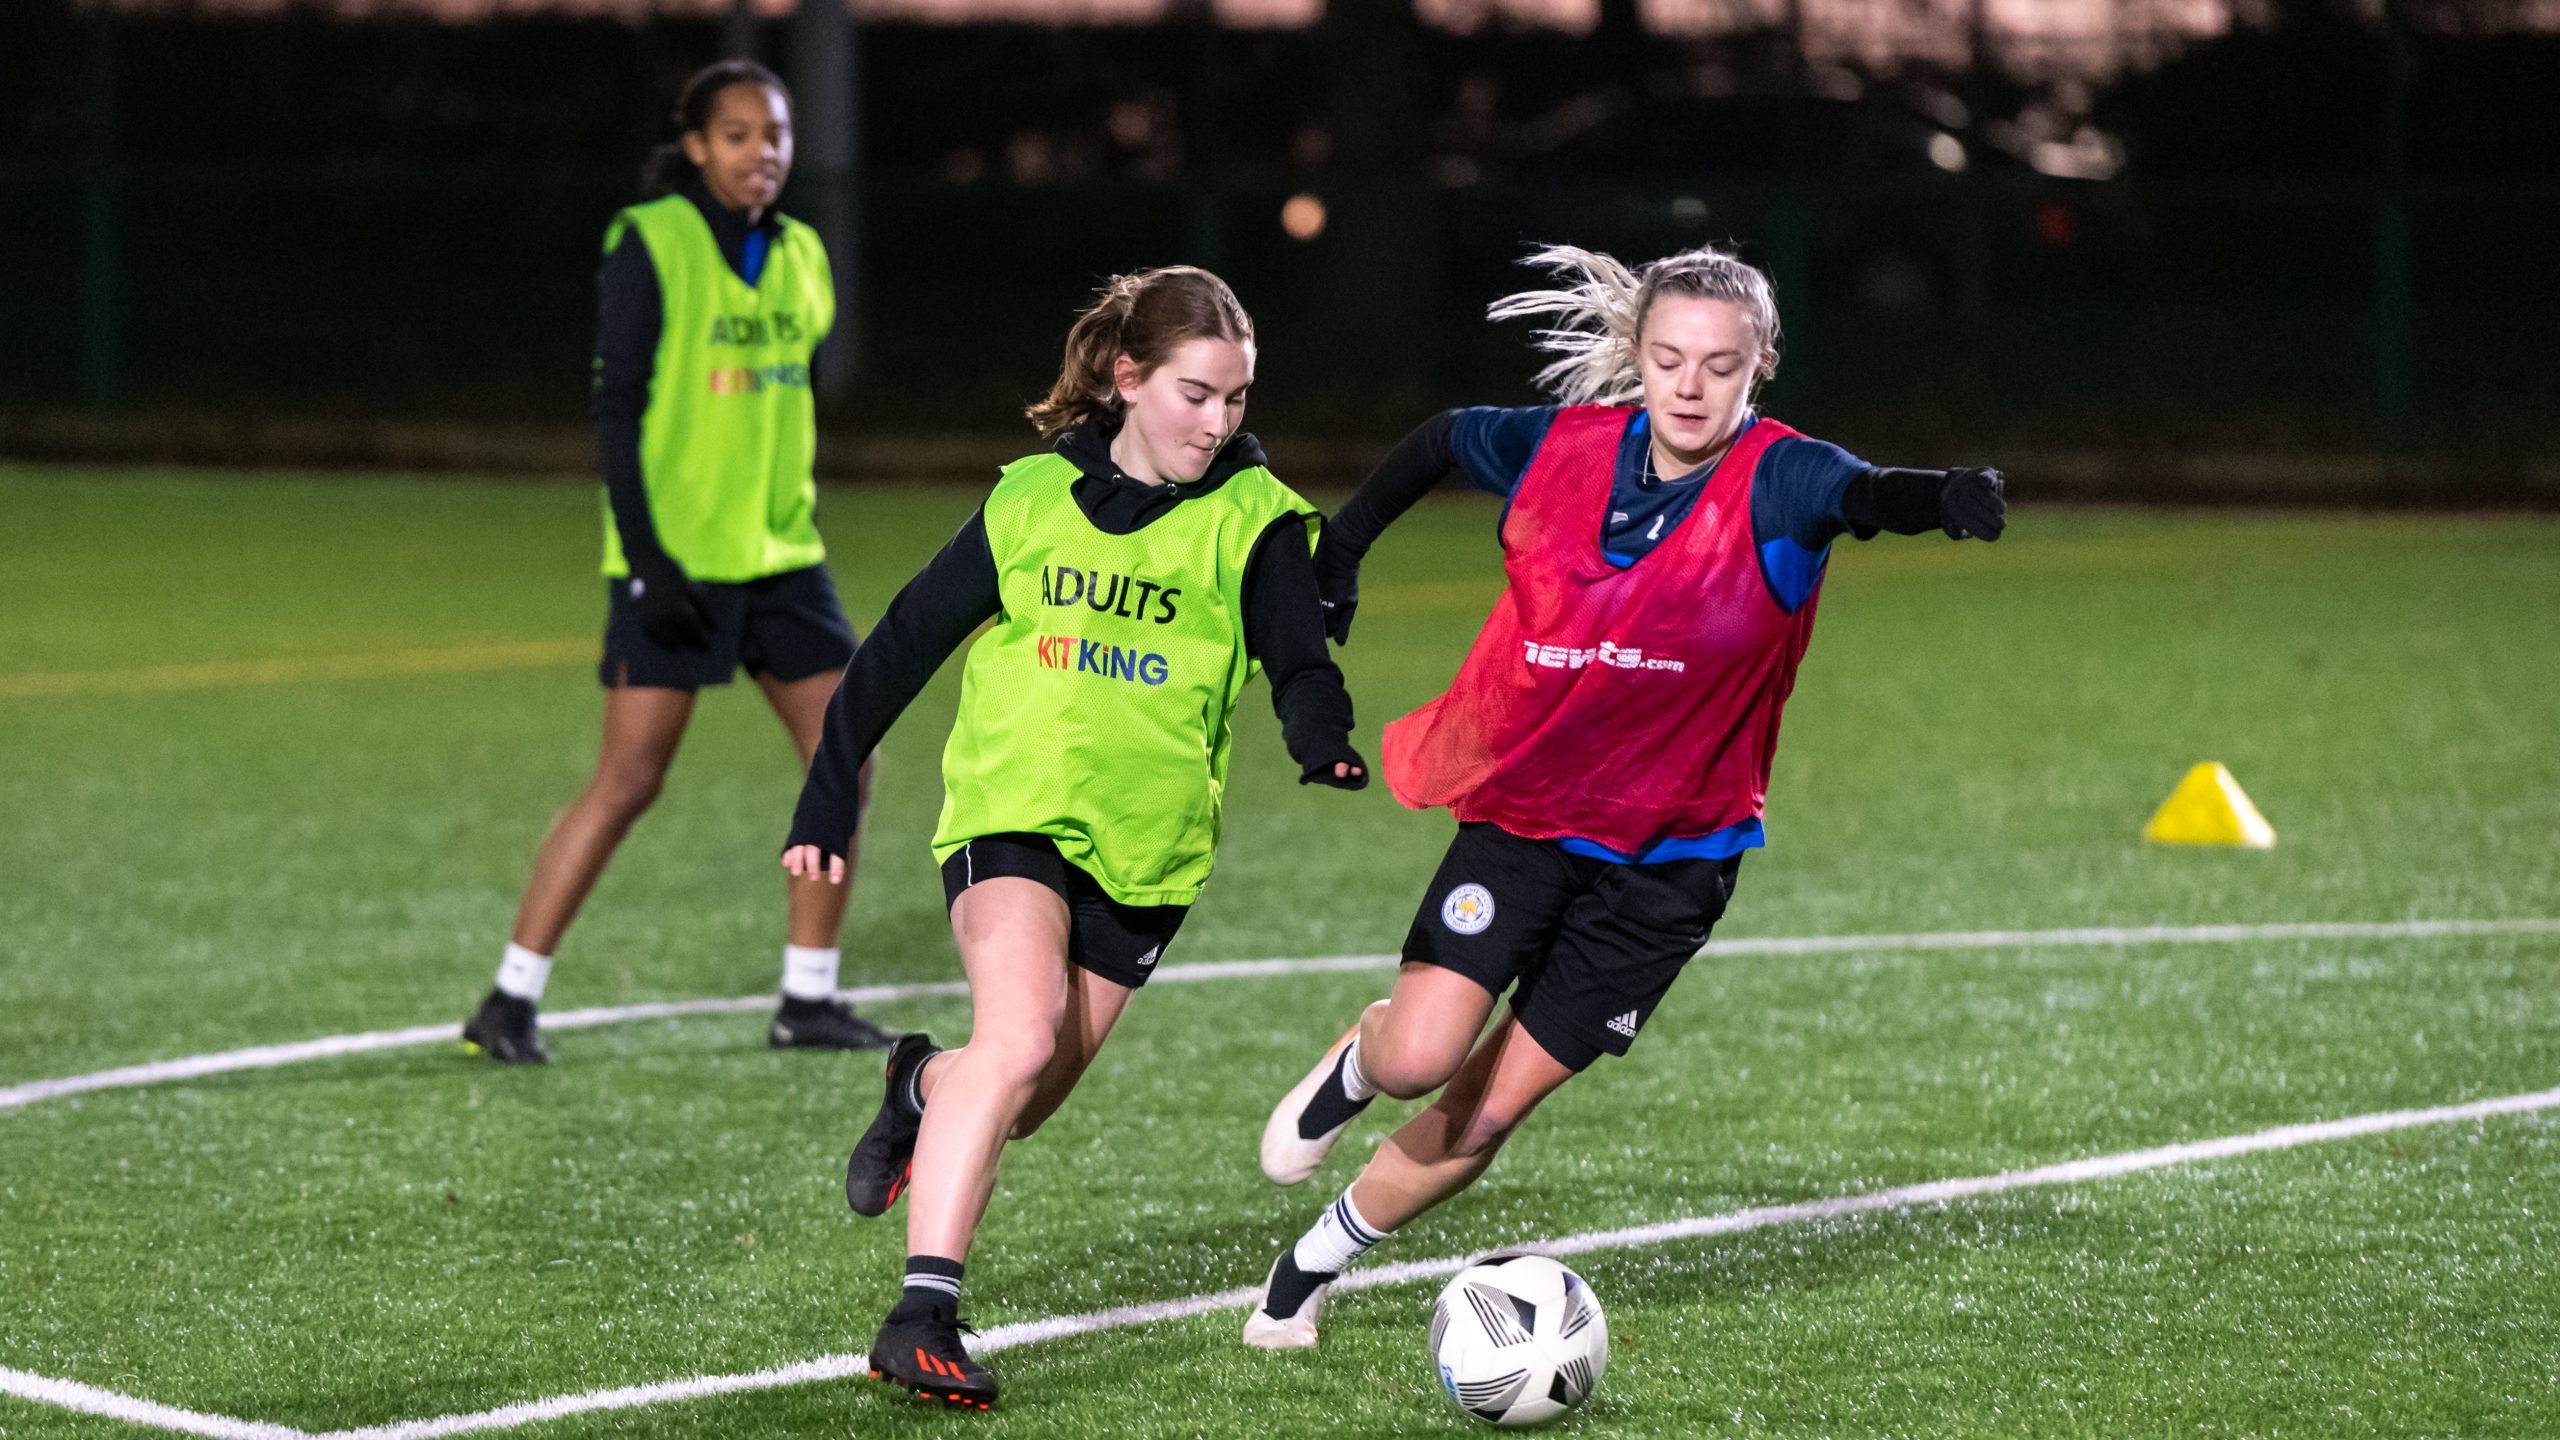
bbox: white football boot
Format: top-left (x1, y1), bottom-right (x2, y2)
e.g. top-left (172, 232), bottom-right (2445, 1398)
top-left (1259, 1005), bottom-right (1382, 1185)
top-left (1240, 1256), bottom-right (1328, 1350)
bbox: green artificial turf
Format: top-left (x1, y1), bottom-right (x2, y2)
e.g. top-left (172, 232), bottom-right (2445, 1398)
top-left (3, 466), bottom-right (2557, 1437)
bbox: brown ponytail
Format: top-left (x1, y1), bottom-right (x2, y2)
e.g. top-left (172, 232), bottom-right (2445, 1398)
top-left (1027, 266), bottom-right (1255, 439)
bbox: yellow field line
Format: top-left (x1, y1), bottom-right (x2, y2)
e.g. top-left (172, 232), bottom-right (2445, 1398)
top-left (0, 581), bottom-right (1494, 701)
top-left (0, 639), bottom-right (592, 700)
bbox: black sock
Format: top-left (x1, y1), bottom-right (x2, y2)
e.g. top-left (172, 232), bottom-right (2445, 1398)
top-left (1294, 1041), bottom-right (1374, 1140)
top-left (1262, 1250), bottom-right (1334, 1319)
top-left (893, 1255), bottom-right (963, 1323)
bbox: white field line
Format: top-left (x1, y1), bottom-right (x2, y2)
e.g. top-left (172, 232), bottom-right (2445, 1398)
top-left (315, 1079), bottom-right (2560, 1440)
top-left (0, 1367), bottom-right (308, 1439)
top-left (1706, 917), bottom-right (2560, 957)
top-left (6, 918), bottom-right (2557, 1115)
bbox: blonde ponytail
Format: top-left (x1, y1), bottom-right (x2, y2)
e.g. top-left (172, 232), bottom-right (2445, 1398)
top-left (1487, 243), bottom-right (1781, 406)
top-left (1028, 266), bottom-right (1254, 439)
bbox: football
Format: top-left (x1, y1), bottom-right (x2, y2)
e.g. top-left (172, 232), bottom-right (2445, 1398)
top-left (1428, 1252), bottom-right (1609, 1426)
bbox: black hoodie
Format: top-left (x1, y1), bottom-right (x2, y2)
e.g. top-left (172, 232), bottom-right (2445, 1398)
top-left (786, 417), bottom-right (1359, 859)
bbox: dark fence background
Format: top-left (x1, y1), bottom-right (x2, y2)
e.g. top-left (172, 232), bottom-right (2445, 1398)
top-left (5, 7), bottom-right (2556, 499)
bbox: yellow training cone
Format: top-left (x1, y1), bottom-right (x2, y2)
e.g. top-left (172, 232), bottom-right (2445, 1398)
top-left (2142, 762), bottom-right (2276, 848)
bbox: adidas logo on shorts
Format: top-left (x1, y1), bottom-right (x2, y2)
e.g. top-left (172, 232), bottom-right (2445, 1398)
top-left (1604, 1010), bottom-right (1640, 1038)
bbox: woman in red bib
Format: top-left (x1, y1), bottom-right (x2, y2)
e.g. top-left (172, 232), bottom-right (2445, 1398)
top-left (1242, 244), bottom-right (2006, 1348)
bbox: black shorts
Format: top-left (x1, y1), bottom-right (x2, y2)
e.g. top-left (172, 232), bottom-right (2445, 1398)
top-left (600, 563), bottom-right (858, 691)
top-left (938, 832), bottom-right (1189, 991)
top-left (1401, 821), bottom-right (1742, 1072)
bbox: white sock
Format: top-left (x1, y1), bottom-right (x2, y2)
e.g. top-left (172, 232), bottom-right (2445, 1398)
top-left (781, 944), bottom-right (841, 1001)
top-left (1338, 1034), bottom-right (1375, 1102)
top-left (495, 943), bottom-right (552, 1002)
top-left (1292, 1186), bottom-right (1388, 1276)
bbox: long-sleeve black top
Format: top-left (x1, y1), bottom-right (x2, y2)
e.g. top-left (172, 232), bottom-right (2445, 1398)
top-left (593, 173), bottom-right (791, 573)
top-left (786, 420), bottom-right (1356, 854)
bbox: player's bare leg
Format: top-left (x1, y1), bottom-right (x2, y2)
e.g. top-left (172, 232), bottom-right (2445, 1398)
top-left (866, 876), bottom-right (1107, 1408)
top-left (759, 669), bottom-right (889, 1049)
top-left (1262, 962), bottom-right (1495, 1183)
top-left (851, 938), bottom-right (1130, 1215)
top-left (1010, 956), bottom-right (1135, 1140)
top-left (1249, 1015), bottom-right (1573, 1349)
top-left (1349, 1017), bottom-right (1576, 1228)
top-left (512, 686), bottom-right (696, 955)
top-left (467, 686), bottom-right (694, 1064)
top-left (904, 877), bottom-right (1074, 1258)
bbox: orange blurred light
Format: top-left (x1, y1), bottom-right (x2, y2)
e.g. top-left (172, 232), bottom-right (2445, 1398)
top-left (1280, 193), bottom-right (1328, 241)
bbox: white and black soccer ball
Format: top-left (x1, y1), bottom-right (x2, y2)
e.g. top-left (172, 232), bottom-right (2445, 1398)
top-left (1428, 1252), bottom-right (1608, 1426)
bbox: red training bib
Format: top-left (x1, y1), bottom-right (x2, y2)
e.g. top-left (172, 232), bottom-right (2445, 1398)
top-left (1381, 405), bottom-right (1822, 853)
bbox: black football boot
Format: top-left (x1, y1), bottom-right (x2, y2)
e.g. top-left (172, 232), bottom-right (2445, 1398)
top-left (846, 1033), bottom-right (940, 1217)
top-left (769, 995), bottom-right (896, 1051)
top-left (461, 989), bottom-right (548, 1065)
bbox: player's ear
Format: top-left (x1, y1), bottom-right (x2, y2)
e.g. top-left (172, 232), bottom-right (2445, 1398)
top-left (1112, 353), bottom-right (1145, 404)
top-left (681, 130), bottom-right (712, 170)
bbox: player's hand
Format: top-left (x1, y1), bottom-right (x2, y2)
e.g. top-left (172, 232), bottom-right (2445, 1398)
top-left (1311, 531), bottom-right (1362, 646)
top-left (1299, 743), bottom-right (1370, 791)
top-left (1941, 468), bottom-right (2006, 542)
top-left (628, 556), bottom-right (714, 650)
top-left (782, 844), bottom-right (847, 885)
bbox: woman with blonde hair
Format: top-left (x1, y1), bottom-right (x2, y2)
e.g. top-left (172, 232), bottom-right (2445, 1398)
top-left (784, 265), bottom-right (1367, 1408)
top-left (1242, 243), bottom-right (2006, 1355)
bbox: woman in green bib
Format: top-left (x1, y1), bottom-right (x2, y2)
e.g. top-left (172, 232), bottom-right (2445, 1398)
top-left (461, 61), bottom-right (891, 1065)
top-left (783, 266), bottom-right (1368, 1409)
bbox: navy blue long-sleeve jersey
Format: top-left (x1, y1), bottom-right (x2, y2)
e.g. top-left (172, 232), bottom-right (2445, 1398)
top-left (1445, 405), bottom-right (1869, 615)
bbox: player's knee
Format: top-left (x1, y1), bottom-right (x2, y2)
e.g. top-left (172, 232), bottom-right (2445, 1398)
top-left (978, 1028), bottom-right (1056, 1091)
top-left (589, 765), bottom-right (665, 820)
top-left (1366, 1053), bottom-right (1442, 1102)
top-left (1366, 1038), bottom-right (1466, 1101)
top-left (1008, 1044), bottom-right (1095, 1139)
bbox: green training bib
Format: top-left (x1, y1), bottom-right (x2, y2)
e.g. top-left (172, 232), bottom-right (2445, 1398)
top-left (599, 195), bottom-right (835, 583)
top-left (932, 452), bottom-right (1318, 907)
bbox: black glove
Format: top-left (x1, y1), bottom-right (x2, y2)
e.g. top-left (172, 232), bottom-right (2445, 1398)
top-left (625, 554), bottom-right (713, 651)
top-left (1298, 741), bottom-right (1371, 791)
top-left (1310, 529), bottom-right (1362, 646)
top-left (1940, 468), bottom-right (2006, 541)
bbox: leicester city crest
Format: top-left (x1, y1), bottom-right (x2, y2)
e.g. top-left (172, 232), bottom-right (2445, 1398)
top-left (1441, 883), bottom-right (1496, 936)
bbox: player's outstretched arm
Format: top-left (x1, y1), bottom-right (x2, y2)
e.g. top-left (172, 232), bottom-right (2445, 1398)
top-left (1841, 466), bottom-right (2007, 542)
top-left (782, 510), bottom-right (1002, 881)
top-left (1312, 410), bottom-right (1469, 643)
top-left (1245, 512), bottom-right (1369, 791)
